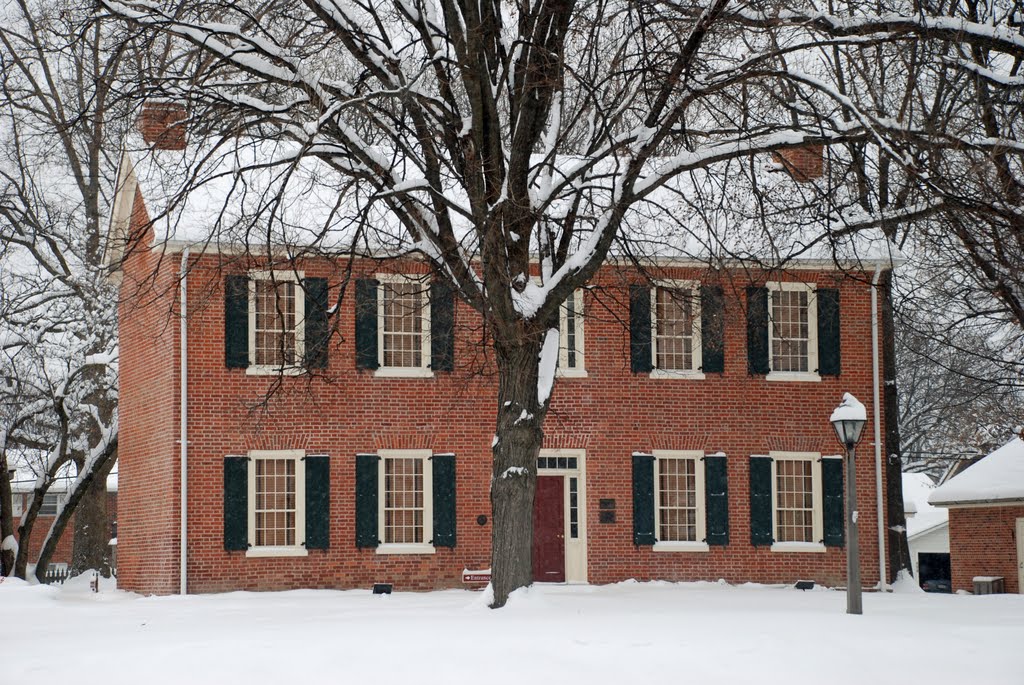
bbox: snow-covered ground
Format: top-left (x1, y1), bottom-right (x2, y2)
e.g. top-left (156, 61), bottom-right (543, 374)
top-left (3, 575), bottom-right (1022, 684)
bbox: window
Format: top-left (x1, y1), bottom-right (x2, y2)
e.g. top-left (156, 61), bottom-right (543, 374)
top-left (11, 494), bottom-right (23, 517)
top-left (247, 450), bottom-right (307, 557)
top-left (39, 493), bottom-right (61, 516)
top-left (768, 282), bottom-right (818, 380)
top-left (771, 451), bottom-right (824, 552)
top-left (377, 276), bottom-right (431, 376)
top-left (651, 282), bottom-right (702, 377)
top-left (653, 450), bottom-right (707, 551)
top-left (557, 289), bottom-right (586, 377)
top-left (378, 449), bottom-right (433, 553)
top-left (248, 271), bottom-right (304, 373)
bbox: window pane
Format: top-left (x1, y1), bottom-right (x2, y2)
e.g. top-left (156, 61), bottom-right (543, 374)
top-left (655, 288), bottom-right (694, 371)
top-left (384, 457), bottom-right (424, 544)
top-left (771, 290), bottom-right (810, 372)
top-left (775, 459), bottom-right (814, 543)
top-left (254, 457), bottom-right (297, 547)
top-left (254, 278), bottom-right (298, 366)
top-left (382, 282), bottom-right (425, 368)
top-left (658, 458), bottom-right (698, 542)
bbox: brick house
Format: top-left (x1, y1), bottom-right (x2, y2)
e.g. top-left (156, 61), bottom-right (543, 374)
top-left (930, 437), bottom-right (1024, 593)
top-left (6, 466), bottom-right (118, 576)
top-left (105, 105), bottom-right (897, 595)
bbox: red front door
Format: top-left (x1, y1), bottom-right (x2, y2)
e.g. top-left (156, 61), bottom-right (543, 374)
top-left (532, 476), bottom-right (566, 583)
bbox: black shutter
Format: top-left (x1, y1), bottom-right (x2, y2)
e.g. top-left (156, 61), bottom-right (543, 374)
top-left (632, 453), bottom-right (656, 545)
top-left (822, 457), bottom-right (845, 547)
top-left (304, 277), bottom-right (330, 369)
top-left (305, 456), bottom-right (330, 549)
top-left (430, 281), bottom-right (455, 372)
top-left (224, 457), bottom-right (248, 551)
top-left (629, 285), bottom-right (653, 373)
top-left (700, 286), bottom-right (725, 373)
top-left (704, 454), bottom-right (729, 545)
top-left (355, 454), bottom-right (379, 548)
top-left (746, 287), bottom-right (769, 375)
top-left (225, 275), bottom-right (249, 368)
top-left (817, 288), bottom-right (841, 376)
top-left (749, 455), bottom-right (773, 546)
top-left (355, 279), bottom-right (379, 370)
top-left (431, 454), bottom-right (456, 547)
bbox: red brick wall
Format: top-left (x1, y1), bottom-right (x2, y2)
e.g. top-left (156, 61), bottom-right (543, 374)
top-left (12, 491), bottom-right (116, 569)
top-left (948, 505), bottom-right (1024, 593)
top-left (118, 235), bottom-right (889, 594)
top-left (115, 190), bottom-right (182, 594)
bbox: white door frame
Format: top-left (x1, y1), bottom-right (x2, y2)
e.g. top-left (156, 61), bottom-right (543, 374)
top-left (538, 449), bottom-right (588, 583)
top-left (1016, 517), bottom-right (1023, 594)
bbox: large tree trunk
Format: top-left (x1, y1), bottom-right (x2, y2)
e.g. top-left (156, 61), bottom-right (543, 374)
top-left (490, 339), bottom-right (549, 608)
top-left (70, 455), bottom-right (116, 577)
top-left (881, 272), bottom-right (912, 582)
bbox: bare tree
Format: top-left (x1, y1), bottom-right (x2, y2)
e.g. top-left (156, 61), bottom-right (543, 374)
top-left (0, 0), bottom-right (140, 579)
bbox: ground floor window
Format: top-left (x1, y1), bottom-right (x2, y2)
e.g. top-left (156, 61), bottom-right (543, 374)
top-left (247, 450), bottom-right (306, 556)
top-left (378, 450), bottom-right (433, 552)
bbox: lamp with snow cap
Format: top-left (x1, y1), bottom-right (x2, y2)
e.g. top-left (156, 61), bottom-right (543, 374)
top-left (830, 393), bottom-right (866, 615)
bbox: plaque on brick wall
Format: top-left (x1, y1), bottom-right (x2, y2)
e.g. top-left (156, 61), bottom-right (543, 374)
top-left (599, 510), bottom-right (616, 524)
top-left (599, 498), bottom-right (616, 510)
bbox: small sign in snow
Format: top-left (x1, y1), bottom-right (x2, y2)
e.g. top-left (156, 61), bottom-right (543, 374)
top-left (462, 569), bottom-right (491, 583)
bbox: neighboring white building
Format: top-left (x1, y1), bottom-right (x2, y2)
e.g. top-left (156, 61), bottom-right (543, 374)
top-left (903, 472), bottom-right (949, 587)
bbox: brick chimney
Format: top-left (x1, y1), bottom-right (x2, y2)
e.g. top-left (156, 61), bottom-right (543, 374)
top-left (138, 101), bottom-right (187, 151)
top-left (773, 144), bottom-right (824, 182)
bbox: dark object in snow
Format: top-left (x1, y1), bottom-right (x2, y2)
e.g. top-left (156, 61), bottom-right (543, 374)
top-left (476, 514), bottom-right (487, 526)
top-left (794, 580), bottom-right (815, 591)
top-left (922, 578), bottom-right (952, 594)
top-left (372, 583), bottom-right (392, 595)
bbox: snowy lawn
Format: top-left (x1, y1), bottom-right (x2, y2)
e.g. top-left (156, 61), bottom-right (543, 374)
top-left (3, 575), bottom-right (1022, 684)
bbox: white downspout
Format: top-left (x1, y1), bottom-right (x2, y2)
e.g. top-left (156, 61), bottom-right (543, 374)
top-left (871, 265), bottom-right (887, 591)
top-left (179, 249), bottom-right (190, 595)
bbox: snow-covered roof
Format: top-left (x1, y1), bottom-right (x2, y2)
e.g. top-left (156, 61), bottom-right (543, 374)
top-left (110, 135), bottom-right (902, 270)
top-left (929, 437), bottom-right (1024, 506)
top-left (902, 472), bottom-right (948, 539)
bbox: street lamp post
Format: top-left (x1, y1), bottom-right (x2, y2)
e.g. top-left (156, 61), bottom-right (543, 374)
top-left (830, 393), bottom-right (867, 615)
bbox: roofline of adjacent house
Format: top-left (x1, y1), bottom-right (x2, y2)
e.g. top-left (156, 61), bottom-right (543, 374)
top-left (907, 519), bottom-right (949, 541)
top-left (929, 496), bottom-right (1024, 508)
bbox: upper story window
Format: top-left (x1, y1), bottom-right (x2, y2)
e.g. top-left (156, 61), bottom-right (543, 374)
top-left (651, 282), bottom-right (702, 378)
top-left (769, 283), bottom-right (816, 375)
top-left (251, 272), bottom-right (304, 370)
top-left (747, 283), bottom-right (840, 380)
top-left (39, 493), bottom-right (61, 516)
top-left (378, 276), bottom-right (431, 377)
top-left (225, 272), bottom-right (330, 374)
top-left (558, 289), bottom-right (586, 377)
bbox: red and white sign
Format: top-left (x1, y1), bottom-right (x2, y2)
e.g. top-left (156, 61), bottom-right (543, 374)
top-left (462, 569), bottom-right (491, 583)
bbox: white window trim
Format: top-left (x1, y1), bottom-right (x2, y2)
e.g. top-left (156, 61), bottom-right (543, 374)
top-left (766, 281), bottom-right (820, 383)
top-left (375, 274), bottom-right (433, 378)
top-left (769, 451), bottom-right (825, 553)
top-left (376, 449), bottom-right (435, 555)
top-left (246, 270), bottom-right (306, 376)
top-left (650, 280), bottom-right (704, 380)
top-left (652, 450), bottom-right (709, 552)
top-left (556, 289), bottom-right (587, 378)
top-left (246, 449), bottom-right (308, 558)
